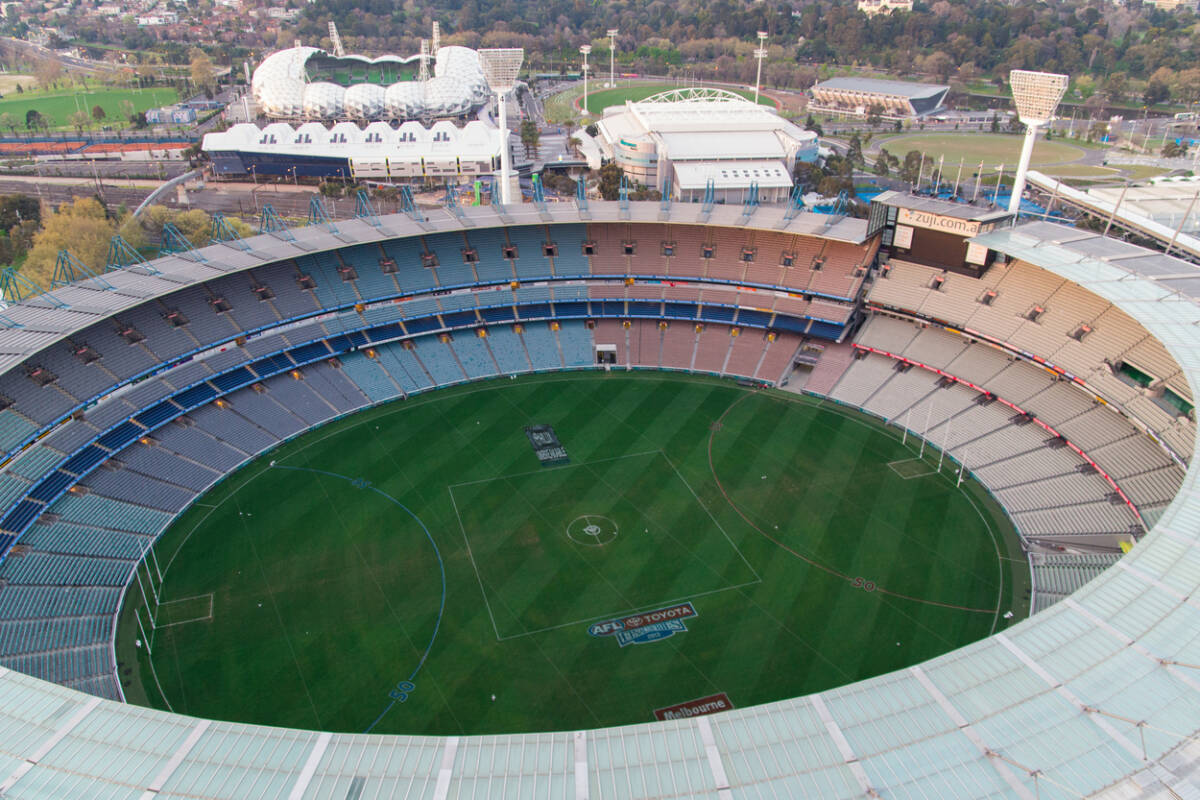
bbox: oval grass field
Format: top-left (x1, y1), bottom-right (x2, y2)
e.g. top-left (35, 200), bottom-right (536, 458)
top-left (117, 373), bottom-right (1026, 735)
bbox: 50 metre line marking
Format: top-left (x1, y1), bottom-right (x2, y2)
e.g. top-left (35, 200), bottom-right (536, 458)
top-left (707, 391), bottom-right (997, 615)
top-left (269, 464), bottom-right (447, 734)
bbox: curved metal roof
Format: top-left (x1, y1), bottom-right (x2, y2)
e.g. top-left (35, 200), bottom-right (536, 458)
top-left (0, 212), bottom-right (1197, 798)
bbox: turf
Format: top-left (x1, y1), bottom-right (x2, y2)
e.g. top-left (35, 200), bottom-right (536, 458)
top-left (874, 132), bottom-right (1085, 169)
top-left (116, 373), bottom-right (1026, 736)
top-left (0, 86), bottom-right (179, 130)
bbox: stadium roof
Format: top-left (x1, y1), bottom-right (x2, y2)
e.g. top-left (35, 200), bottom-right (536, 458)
top-left (873, 190), bottom-right (1015, 223)
top-left (974, 219), bottom-right (1200, 305)
top-left (659, 130), bottom-right (793, 161)
top-left (672, 159), bottom-right (793, 190)
top-left (811, 76), bottom-right (949, 99)
top-left (1, 218), bottom-right (1200, 798)
top-left (202, 120), bottom-right (503, 161)
top-left (1024, 172), bottom-right (1200, 262)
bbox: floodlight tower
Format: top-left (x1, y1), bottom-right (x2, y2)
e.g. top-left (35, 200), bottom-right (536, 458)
top-left (1008, 69), bottom-right (1069, 214)
top-left (479, 48), bottom-right (525, 205)
top-left (607, 29), bottom-right (618, 88)
top-left (753, 31), bottom-right (768, 104)
top-left (579, 44), bottom-right (592, 117)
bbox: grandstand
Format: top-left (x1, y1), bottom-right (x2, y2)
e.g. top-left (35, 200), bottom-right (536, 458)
top-left (0, 196), bottom-right (1196, 798)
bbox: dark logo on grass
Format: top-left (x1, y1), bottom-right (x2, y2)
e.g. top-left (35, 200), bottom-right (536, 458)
top-left (525, 424), bottom-right (569, 466)
top-left (587, 602), bottom-right (697, 647)
top-left (653, 692), bottom-right (734, 721)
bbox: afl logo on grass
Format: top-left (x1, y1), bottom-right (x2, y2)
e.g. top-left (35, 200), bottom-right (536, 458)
top-left (588, 602), bottom-right (697, 647)
top-left (567, 515), bottom-right (619, 547)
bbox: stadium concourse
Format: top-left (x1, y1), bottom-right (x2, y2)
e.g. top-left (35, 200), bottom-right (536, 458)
top-left (0, 196), bottom-right (1196, 797)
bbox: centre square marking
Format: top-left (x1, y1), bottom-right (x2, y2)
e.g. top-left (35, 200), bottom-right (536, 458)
top-left (448, 450), bottom-right (761, 642)
top-left (567, 514), bottom-right (619, 547)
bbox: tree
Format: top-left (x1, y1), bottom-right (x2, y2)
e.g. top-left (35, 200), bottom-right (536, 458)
top-left (866, 103), bottom-right (884, 128)
top-left (1144, 80), bottom-right (1169, 107)
top-left (899, 150), bottom-right (924, 184)
top-left (1103, 72), bottom-right (1128, 103)
top-left (874, 147), bottom-right (896, 177)
top-left (91, 105), bottom-right (106, 124)
top-left (189, 48), bottom-right (217, 92)
top-left (0, 194), bottom-right (40, 230)
top-left (568, 136), bottom-right (582, 157)
top-left (33, 57), bottom-right (62, 90)
top-left (24, 109), bottom-right (43, 131)
top-left (597, 161), bottom-right (623, 201)
top-left (0, 113), bottom-right (14, 136)
top-left (990, 114), bottom-right (1001, 133)
top-left (803, 114), bottom-right (823, 137)
top-left (69, 110), bottom-right (90, 134)
top-left (585, 123), bottom-right (598, 138)
top-left (519, 119), bottom-right (540, 156)
top-left (130, 111), bottom-right (148, 129)
top-left (22, 197), bottom-right (116, 288)
top-left (846, 132), bottom-right (864, 166)
top-left (1163, 140), bottom-right (1188, 158)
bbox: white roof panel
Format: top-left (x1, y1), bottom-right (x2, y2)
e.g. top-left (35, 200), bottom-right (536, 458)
top-left (672, 159), bottom-right (793, 190)
top-left (660, 130), bottom-right (786, 161)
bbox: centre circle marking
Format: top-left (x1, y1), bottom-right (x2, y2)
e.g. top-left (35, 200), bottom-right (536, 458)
top-left (567, 515), bottom-right (619, 547)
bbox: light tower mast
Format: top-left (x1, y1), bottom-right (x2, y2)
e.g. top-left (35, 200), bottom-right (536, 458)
top-left (606, 29), bottom-right (618, 88)
top-left (432, 21), bottom-right (440, 55)
top-left (1007, 69), bottom-right (1069, 215)
top-left (753, 31), bottom-right (768, 104)
top-left (479, 48), bottom-right (525, 205)
top-left (418, 39), bottom-right (431, 83)
top-left (579, 44), bottom-right (592, 117)
top-left (327, 21), bottom-right (345, 57)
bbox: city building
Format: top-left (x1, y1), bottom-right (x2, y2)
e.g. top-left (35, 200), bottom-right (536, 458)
top-left (857, 0), bottom-right (913, 15)
top-left (593, 87), bottom-right (819, 203)
top-left (808, 77), bottom-right (949, 120)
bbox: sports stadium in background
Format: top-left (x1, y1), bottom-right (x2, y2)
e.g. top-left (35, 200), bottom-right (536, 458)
top-left (0, 174), bottom-right (1197, 796)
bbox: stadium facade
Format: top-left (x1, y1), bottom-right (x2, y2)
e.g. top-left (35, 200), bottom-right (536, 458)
top-left (809, 76), bottom-right (949, 119)
top-left (202, 119), bottom-right (503, 180)
top-left (0, 197), bottom-right (1196, 797)
top-left (251, 45), bottom-right (491, 121)
top-left (593, 88), bottom-right (819, 202)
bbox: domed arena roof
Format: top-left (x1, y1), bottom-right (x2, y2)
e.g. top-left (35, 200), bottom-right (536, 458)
top-left (251, 45), bottom-right (492, 121)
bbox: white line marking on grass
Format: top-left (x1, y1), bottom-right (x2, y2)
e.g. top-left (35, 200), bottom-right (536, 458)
top-left (659, 450), bottom-right (762, 582)
top-left (888, 458), bottom-right (937, 479)
top-left (152, 593), bottom-right (214, 629)
top-left (447, 485), bottom-right (503, 641)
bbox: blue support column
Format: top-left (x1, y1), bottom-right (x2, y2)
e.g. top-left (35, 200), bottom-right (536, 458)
top-left (53, 250), bottom-right (114, 290)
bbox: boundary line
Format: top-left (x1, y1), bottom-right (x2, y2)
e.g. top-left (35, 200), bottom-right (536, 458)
top-left (267, 464), bottom-right (449, 734)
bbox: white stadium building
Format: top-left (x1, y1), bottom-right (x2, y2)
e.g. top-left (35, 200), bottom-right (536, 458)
top-left (203, 119), bottom-right (504, 180)
top-left (251, 45), bottom-right (491, 121)
top-left (593, 88), bottom-right (820, 203)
